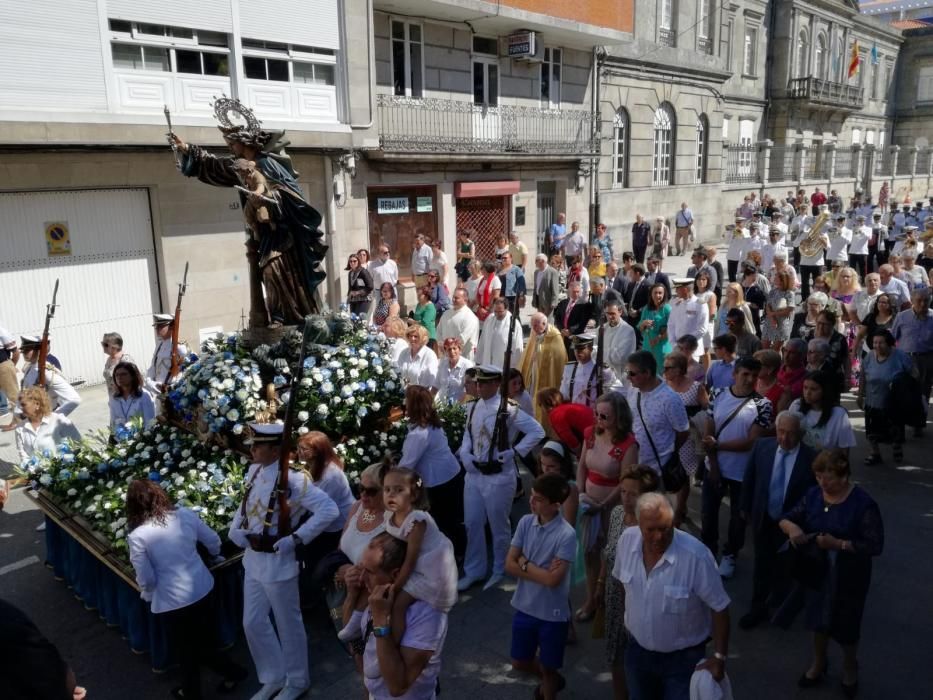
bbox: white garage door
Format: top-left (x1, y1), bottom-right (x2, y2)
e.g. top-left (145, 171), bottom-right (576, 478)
top-left (0, 189), bottom-right (158, 386)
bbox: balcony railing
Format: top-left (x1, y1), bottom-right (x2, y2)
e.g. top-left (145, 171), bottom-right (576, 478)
top-left (724, 143), bottom-right (760, 184)
top-left (376, 94), bottom-right (597, 156)
top-left (788, 76), bottom-right (864, 110)
top-left (698, 36), bottom-right (713, 55)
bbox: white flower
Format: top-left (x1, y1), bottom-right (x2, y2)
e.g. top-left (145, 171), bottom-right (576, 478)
top-left (297, 410), bottom-right (309, 422)
top-left (316, 405), bottom-right (329, 416)
top-left (372, 402), bottom-right (381, 411)
top-left (298, 426), bottom-right (309, 435)
top-left (226, 409), bottom-right (240, 421)
top-left (67, 488), bottom-right (77, 496)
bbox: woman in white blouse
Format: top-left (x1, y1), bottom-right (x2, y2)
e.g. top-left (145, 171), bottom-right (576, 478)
top-left (297, 431), bottom-right (357, 564)
top-left (789, 370), bottom-right (857, 454)
top-left (126, 479), bottom-right (246, 699)
top-left (398, 324), bottom-right (439, 390)
top-left (15, 387), bottom-right (81, 464)
top-left (397, 385), bottom-right (464, 557)
top-left (109, 362), bottom-right (156, 432)
top-left (435, 337), bottom-right (473, 403)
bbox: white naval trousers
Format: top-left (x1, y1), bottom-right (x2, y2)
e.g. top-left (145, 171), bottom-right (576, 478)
top-left (463, 470), bottom-right (515, 579)
top-left (243, 574), bottom-right (309, 688)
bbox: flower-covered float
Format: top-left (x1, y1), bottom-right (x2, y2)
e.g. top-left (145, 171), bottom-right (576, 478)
top-left (21, 311), bottom-right (466, 668)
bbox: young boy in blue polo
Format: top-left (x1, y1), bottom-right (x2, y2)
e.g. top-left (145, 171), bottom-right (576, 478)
top-left (505, 473), bottom-right (577, 699)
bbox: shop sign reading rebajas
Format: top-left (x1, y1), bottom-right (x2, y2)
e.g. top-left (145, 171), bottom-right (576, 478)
top-left (377, 197), bottom-right (409, 215)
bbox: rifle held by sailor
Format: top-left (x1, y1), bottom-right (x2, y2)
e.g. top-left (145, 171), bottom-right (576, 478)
top-left (166, 262), bottom-right (189, 389)
top-left (37, 279), bottom-right (60, 388)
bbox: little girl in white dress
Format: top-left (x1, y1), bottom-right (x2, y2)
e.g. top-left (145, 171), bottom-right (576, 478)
top-left (338, 467), bottom-right (458, 642)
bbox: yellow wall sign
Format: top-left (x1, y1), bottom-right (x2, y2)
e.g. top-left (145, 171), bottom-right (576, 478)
top-left (45, 221), bottom-right (72, 256)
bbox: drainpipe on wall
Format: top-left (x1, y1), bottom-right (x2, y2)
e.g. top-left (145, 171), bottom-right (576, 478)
top-left (323, 157), bottom-right (340, 310)
top-left (589, 46), bottom-right (601, 246)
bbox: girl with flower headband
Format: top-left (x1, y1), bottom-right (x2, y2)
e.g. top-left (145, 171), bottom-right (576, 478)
top-left (338, 466), bottom-right (457, 643)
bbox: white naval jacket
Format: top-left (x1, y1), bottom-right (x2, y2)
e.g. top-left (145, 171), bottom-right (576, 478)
top-left (559, 360), bottom-right (621, 406)
top-left (459, 396), bottom-right (544, 476)
top-left (146, 339), bottom-right (188, 391)
top-left (21, 363), bottom-right (82, 415)
top-left (230, 461), bottom-right (339, 583)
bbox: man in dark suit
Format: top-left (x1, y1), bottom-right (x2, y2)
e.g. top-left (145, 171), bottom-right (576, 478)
top-left (589, 276), bottom-right (624, 325)
top-left (532, 253), bottom-right (560, 318)
top-left (553, 280), bottom-right (593, 359)
top-left (739, 411), bottom-right (817, 629)
top-left (644, 254), bottom-right (672, 300)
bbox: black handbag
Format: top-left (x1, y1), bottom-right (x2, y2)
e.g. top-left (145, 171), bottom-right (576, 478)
top-left (636, 393), bottom-right (688, 492)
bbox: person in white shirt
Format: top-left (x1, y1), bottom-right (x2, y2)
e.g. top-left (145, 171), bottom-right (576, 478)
top-left (770, 211), bottom-right (789, 244)
top-left (878, 264), bottom-right (911, 310)
top-left (15, 386), bottom-right (81, 464)
top-left (398, 325), bottom-right (439, 390)
top-left (790, 204), bottom-right (811, 268)
top-left (848, 214), bottom-right (871, 279)
top-left (146, 315), bottom-right (188, 395)
top-left (0, 323), bottom-right (19, 416)
top-left (369, 244), bottom-right (400, 291)
top-left (625, 351), bottom-right (690, 475)
top-left (429, 238), bottom-right (449, 282)
top-left (18, 336), bottom-right (82, 416)
top-left (436, 289), bottom-right (480, 361)
top-left (384, 318), bottom-right (411, 368)
top-left (826, 214), bottom-right (852, 267)
top-left (761, 226), bottom-right (788, 275)
top-left (666, 278), bottom-right (710, 363)
top-left (399, 385), bottom-right (466, 556)
top-left (458, 365), bottom-right (545, 591)
top-left (228, 423), bottom-right (339, 700)
top-left (701, 357), bottom-right (772, 579)
top-left (126, 479), bottom-right (247, 699)
top-left (559, 333), bottom-right (620, 407)
top-left (410, 234), bottom-right (434, 288)
top-left (436, 337), bottom-right (474, 404)
top-left (563, 221), bottom-right (586, 261)
top-left (613, 492), bottom-right (730, 697)
top-left (602, 301), bottom-right (637, 384)
top-left (724, 218), bottom-right (749, 282)
top-left (297, 431), bottom-right (357, 540)
top-left (795, 213), bottom-right (830, 299)
top-left (475, 298), bottom-right (524, 369)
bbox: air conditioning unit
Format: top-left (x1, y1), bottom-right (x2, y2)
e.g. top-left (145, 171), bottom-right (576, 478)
top-left (508, 31), bottom-right (543, 62)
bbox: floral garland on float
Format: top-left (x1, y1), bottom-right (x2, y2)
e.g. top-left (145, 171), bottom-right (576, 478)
top-left (20, 312), bottom-right (415, 563)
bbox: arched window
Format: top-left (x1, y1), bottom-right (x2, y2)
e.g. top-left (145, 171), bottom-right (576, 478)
top-left (612, 108), bottom-right (629, 188)
top-left (796, 30), bottom-right (809, 78)
top-left (695, 115), bottom-right (709, 184)
top-left (815, 33), bottom-right (827, 79)
top-left (652, 104), bottom-right (676, 186)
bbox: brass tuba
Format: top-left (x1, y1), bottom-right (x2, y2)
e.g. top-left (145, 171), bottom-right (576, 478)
top-left (799, 211), bottom-right (831, 258)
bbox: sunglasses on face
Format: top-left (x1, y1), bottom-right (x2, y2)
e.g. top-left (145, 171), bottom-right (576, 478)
top-left (596, 412), bottom-right (610, 420)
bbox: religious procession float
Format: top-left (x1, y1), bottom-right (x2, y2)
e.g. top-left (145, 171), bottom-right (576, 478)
top-left (17, 97), bottom-right (466, 670)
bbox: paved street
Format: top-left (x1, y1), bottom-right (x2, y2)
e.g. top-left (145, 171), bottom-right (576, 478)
top-left (2, 250), bottom-right (932, 699)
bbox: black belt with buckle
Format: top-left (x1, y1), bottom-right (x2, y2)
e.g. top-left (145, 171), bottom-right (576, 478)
top-left (474, 461), bottom-right (504, 476)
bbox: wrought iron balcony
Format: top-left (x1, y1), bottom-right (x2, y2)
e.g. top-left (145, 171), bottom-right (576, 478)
top-left (376, 94), bottom-right (597, 157)
top-left (698, 36), bottom-right (713, 55)
top-left (659, 27), bottom-right (677, 47)
top-left (787, 76), bottom-right (864, 111)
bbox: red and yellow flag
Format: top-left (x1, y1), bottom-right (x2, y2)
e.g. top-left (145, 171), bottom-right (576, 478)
top-left (848, 40), bottom-right (860, 79)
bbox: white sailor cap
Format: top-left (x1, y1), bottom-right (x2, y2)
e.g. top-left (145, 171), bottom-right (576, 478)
top-left (475, 364), bottom-right (503, 381)
top-left (672, 277), bottom-right (696, 287)
top-left (245, 421), bottom-right (285, 444)
top-left (905, 226), bottom-right (919, 233)
top-left (152, 313), bottom-right (175, 326)
top-left (835, 214), bottom-right (846, 221)
top-left (20, 335), bottom-right (42, 348)
top-left (571, 332), bottom-right (597, 348)
top-left (856, 214), bottom-right (866, 221)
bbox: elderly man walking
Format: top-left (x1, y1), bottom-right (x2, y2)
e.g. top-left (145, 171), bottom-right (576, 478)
top-left (436, 288), bottom-right (480, 361)
top-left (613, 492), bottom-right (731, 699)
top-left (674, 202), bottom-right (694, 256)
top-left (532, 253), bottom-right (561, 318)
top-left (519, 313), bottom-right (566, 424)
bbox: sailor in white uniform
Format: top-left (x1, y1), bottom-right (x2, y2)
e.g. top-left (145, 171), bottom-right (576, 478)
top-left (666, 278), bottom-right (710, 363)
top-left (457, 365), bottom-right (545, 592)
top-left (146, 314), bottom-right (188, 394)
top-left (228, 423), bottom-right (339, 700)
top-left (18, 336), bottom-right (81, 415)
top-left (559, 333), bottom-right (620, 406)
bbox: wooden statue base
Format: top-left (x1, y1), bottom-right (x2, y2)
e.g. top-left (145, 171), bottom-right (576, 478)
top-left (239, 324), bottom-right (294, 351)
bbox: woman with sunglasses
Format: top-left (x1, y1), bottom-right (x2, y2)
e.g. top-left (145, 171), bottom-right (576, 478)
top-left (356, 248), bottom-right (371, 269)
top-left (101, 332), bottom-right (136, 395)
top-left (345, 254), bottom-right (374, 317)
top-left (373, 283), bottom-right (400, 329)
top-left (326, 463), bottom-right (386, 667)
top-left (398, 323), bottom-right (439, 389)
top-left (426, 270), bottom-right (451, 318)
